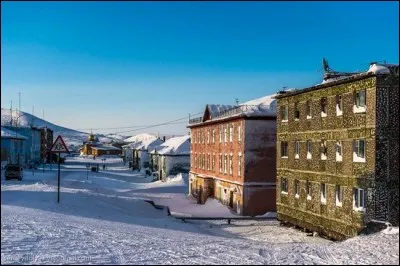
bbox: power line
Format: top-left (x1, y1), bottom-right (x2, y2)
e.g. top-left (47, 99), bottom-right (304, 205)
top-left (73, 111), bottom-right (203, 134)
top-left (113, 112), bottom-right (203, 135)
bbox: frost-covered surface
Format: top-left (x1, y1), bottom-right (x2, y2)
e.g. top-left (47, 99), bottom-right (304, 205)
top-left (123, 133), bottom-right (157, 144)
top-left (1, 109), bottom-right (119, 148)
top-left (207, 104), bottom-right (237, 118)
top-left (150, 135), bottom-right (190, 155)
top-left (1, 160), bottom-right (399, 265)
top-left (368, 63), bottom-right (391, 74)
top-left (130, 138), bottom-right (164, 151)
top-left (1, 126), bottom-right (28, 139)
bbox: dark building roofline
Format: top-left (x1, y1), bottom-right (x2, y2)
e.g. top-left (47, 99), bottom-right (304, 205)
top-left (274, 72), bottom-right (378, 99)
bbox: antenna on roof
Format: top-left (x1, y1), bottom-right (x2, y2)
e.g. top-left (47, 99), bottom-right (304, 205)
top-left (235, 98), bottom-right (239, 106)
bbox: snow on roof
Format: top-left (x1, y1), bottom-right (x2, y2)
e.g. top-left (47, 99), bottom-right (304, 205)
top-left (130, 138), bottom-right (164, 151)
top-left (91, 145), bottom-right (121, 151)
top-left (207, 104), bottom-right (237, 119)
top-left (1, 127), bottom-right (28, 140)
top-left (124, 133), bottom-right (158, 143)
top-left (239, 93), bottom-right (278, 116)
top-left (367, 63), bottom-right (391, 74)
top-left (150, 135), bottom-right (190, 156)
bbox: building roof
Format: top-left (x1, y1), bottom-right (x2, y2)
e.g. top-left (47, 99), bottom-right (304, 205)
top-left (123, 133), bottom-right (158, 143)
top-left (149, 135), bottom-right (190, 156)
top-left (91, 145), bottom-right (121, 151)
top-left (276, 63), bottom-right (399, 99)
top-left (1, 127), bottom-right (28, 140)
top-left (130, 138), bottom-right (164, 151)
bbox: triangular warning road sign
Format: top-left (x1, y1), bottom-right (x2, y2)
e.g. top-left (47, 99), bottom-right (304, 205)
top-left (50, 135), bottom-right (70, 153)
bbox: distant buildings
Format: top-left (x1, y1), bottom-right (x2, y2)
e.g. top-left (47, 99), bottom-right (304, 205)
top-left (187, 94), bottom-right (277, 216)
top-left (80, 133), bottom-right (121, 156)
top-left (149, 135), bottom-right (190, 181)
top-left (275, 63), bottom-right (399, 240)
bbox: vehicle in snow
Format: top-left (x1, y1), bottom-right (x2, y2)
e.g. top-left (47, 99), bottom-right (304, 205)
top-left (5, 164), bottom-right (24, 181)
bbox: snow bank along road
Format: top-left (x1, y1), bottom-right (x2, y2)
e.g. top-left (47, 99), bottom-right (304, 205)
top-left (1, 160), bottom-right (399, 265)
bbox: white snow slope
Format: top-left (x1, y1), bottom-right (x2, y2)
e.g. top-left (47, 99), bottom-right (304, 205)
top-left (1, 160), bottom-right (399, 265)
top-left (1, 108), bottom-right (118, 148)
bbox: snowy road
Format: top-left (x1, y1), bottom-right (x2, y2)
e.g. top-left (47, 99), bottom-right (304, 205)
top-left (1, 160), bottom-right (399, 265)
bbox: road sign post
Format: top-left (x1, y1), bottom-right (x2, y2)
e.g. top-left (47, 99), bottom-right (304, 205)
top-left (49, 135), bottom-right (69, 203)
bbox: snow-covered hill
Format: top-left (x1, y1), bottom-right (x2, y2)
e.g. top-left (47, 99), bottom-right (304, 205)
top-left (1, 108), bottom-right (118, 149)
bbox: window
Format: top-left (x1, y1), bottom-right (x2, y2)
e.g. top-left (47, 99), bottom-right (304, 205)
top-left (294, 102), bottom-right (300, 120)
top-left (307, 181), bottom-right (312, 200)
top-left (207, 154), bottom-right (210, 170)
top-left (229, 155), bottom-right (233, 175)
top-left (306, 100), bottom-right (312, 119)
top-left (281, 177), bottom-right (288, 194)
top-left (320, 140), bottom-right (327, 160)
top-left (295, 141), bottom-right (300, 159)
top-left (229, 126), bottom-right (233, 142)
top-left (219, 127), bottom-right (222, 143)
top-left (295, 179), bottom-right (300, 198)
top-left (354, 188), bottom-right (366, 212)
top-left (194, 154), bottom-right (197, 168)
top-left (336, 95), bottom-right (343, 116)
top-left (353, 140), bottom-right (366, 162)
top-left (212, 154), bottom-right (215, 171)
top-left (238, 125), bottom-right (242, 142)
top-left (281, 106), bottom-right (288, 122)
top-left (336, 185), bottom-right (343, 207)
top-left (224, 127), bottom-right (228, 143)
top-left (281, 142), bottom-right (288, 158)
top-left (207, 131), bottom-right (210, 144)
top-left (321, 183), bottom-right (327, 204)
top-left (224, 155), bottom-right (227, 174)
top-left (336, 141), bottom-right (342, 161)
top-left (219, 154), bottom-right (222, 173)
top-left (354, 90), bottom-right (366, 113)
top-left (321, 97), bottom-right (327, 117)
top-left (212, 130), bottom-right (215, 143)
top-left (307, 140), bottom-right (312, 159)
top-left (238, 154), bottom-right (242, 176)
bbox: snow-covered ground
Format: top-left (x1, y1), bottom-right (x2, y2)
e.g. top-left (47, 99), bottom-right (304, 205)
top-left (1, 160), bottom-right (399, 265)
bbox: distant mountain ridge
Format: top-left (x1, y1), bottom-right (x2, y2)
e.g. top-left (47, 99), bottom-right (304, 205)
top-left (1, 108), bottom-right (119, 149)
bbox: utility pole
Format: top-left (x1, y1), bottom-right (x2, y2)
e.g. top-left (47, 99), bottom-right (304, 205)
top-left (10, 101), bottom-right (12, 126)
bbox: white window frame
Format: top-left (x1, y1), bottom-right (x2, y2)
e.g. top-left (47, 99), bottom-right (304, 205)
top-left (207, 154), bottom-right (210, 170)
top-left (353, 90), bottom-right (366, 113)
top-left (353, 188), bottom-right (366, 212)
top-left (212, 154), bottom-right (215, 171)
top-left (238, 153), bottom-right (242, 176)
top-left (307, 140), bottom-right (312, 160)
top-left (336, 95), bottom-right (343, 116)
top-left (295, 141), bottom-right (300, 159)
top-left (212, 129), bottom-right (215, 143)
top-left (219, 154), bottom-right (222, 173)
top-left (224, 154), bottom-right (227, 174)
top-left (229, 126), bottom-right (233, 142)
top-left (336, 141), bottom-right (342, 162)
top-left (336, 185), bottom-right (343, 207)
top-left (321, 97), bottom-right (327, 117)
top-left (238, 125), bottom-right (242, 142)
top-left (281, 177), bottom-right (288, 194)
top-left (207, 131), bottom-right (210, 144)
top-left (281, 106), bottom-right (288, 122)
top-left (306, 100), bottom-right (312, 119)
top-left (229, 154), bottom-right (233, 175)
top-left (281, 141), bottom-right (288, 158)
top-left (224, 127), bottom-right (228, 143)
top-left (353, 139), bottom-right (366, 163)
top-left (219, 127), bottom-right (222, 143)
top-left (294, 179), bottom-right (300, 198)
top-left (320, 183), bottom-right (327, 204)
top-left (307, 181), bottom-right (312, 200)
top-left (320, 140), bottom-right (327, 160)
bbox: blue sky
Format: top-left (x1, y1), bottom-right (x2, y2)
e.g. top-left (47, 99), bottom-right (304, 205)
top-left (1, 1), bottom-right (399, 136)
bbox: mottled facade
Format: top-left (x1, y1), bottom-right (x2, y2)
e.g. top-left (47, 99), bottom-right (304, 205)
top-left (275, 64), bottom-right (399, 240)
top-left (188, 98), bottom-right (277, 216)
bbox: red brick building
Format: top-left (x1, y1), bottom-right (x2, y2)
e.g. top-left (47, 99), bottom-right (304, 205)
top-left (187, 94), bottom-right (278, 216)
